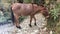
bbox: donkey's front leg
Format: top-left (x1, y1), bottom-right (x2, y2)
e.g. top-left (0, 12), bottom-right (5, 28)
top-left (33, 16), bottom-right (37, 26)
top-left (29, 16), bottom-right (33, 27)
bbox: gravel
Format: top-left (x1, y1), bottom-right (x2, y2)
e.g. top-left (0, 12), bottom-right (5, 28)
top-left (0, 13), bottom-right (48, 34)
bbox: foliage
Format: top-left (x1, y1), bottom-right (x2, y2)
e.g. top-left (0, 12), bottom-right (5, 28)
top-left (33, 0), bottom-right (39, 5)
top-left (24, 0), bottom-right (31, 3)
top-left (0, 17), bottom-right (7, 22)
top-left (19, 16), bottom-right (26, 22)
top-left (7, 0), bottom-right (12, 3)
top-left (0, 11), bottom-right (7, 22)
top-left (47, 2), bottom-right (60, 33)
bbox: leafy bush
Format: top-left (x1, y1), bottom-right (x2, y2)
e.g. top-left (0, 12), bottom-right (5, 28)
top-left (47, 3), bottom-right (60, 33)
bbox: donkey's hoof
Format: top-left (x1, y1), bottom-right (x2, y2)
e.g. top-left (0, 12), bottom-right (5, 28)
top-left (16, 26), bottom-right (22, 29)
top-left (34, 23), bottom-right (37, 26)
top-left (29, 24), bottom-right (32, 27)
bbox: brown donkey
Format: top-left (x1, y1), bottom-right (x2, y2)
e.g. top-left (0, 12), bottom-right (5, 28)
top-left (11, 3), bottom-right (49, 29)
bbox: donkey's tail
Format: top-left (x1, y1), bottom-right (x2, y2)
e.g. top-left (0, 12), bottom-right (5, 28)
top-left (10, 7), bottom-right (15, 23)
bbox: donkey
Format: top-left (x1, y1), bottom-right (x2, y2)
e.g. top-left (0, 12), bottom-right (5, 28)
top-left (11, 3), bottom-right (49, 29)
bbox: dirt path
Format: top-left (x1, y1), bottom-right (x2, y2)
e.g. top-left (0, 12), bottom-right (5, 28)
top-left (0, 13), bottom-right (48, 34)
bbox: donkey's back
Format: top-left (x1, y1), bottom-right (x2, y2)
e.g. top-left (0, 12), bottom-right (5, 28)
top-left (11, 3), bottom-right (38, 16)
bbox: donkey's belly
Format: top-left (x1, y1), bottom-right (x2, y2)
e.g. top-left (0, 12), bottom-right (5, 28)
top-left (20, 11), bottom-right (33, 16)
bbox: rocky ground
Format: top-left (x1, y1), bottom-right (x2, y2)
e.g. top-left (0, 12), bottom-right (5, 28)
top-left (0, 13), bottom-right (48, 34)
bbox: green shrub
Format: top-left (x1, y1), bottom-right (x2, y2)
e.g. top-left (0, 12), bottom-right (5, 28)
top-left (47, 3), bottom-right (60, 34)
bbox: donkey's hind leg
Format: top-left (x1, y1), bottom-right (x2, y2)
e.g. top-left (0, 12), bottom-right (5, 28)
top-left (14, 14), bottom-right (21, 29)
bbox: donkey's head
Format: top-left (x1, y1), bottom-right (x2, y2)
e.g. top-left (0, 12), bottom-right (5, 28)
top-left (39, 5), bottom-right (49, 19)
